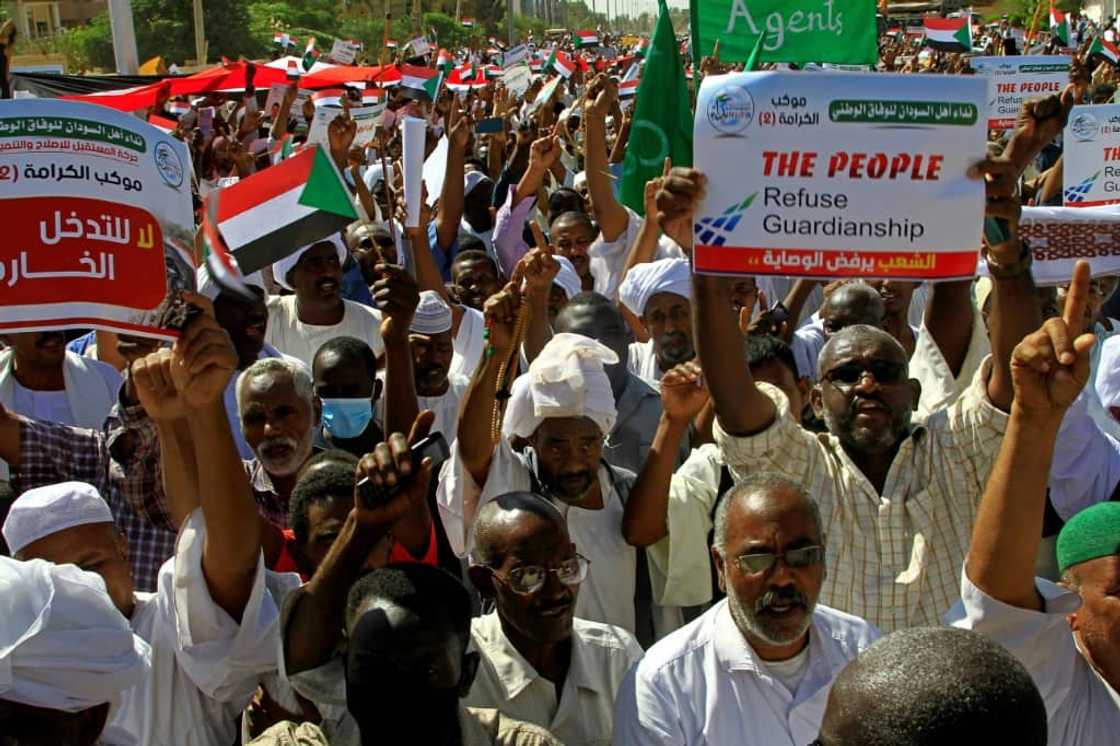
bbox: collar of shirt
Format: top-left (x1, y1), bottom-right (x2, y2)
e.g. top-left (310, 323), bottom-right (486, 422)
top-left (472, 613), bottom-right (607, 702)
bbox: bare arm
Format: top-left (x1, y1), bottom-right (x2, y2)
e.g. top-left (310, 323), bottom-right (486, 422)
top-left (924, 280), bottom-right (975, 377)
top-left (967, 261), bottom-right (1095, 610)
top-left (270, 84), bottom-right (298, 141)
top-left (656, 168), bottom-right (776, 436)
top-left (435, 106), bottom-right (470, 252)
top-left (621, 173), bottom-right (665, 278)
top-left (583, 76), bottom-right (629, 241)
top-left (517, 239), bottom-right (559, 366)
top-left (0, 404), bottom-right (20, 468)
top-left (623, 363), bottom-right (708, 546)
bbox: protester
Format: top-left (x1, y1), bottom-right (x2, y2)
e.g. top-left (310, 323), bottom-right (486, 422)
top-left (613, 474), bottom-right (879, 745)
top-left (312, 336), bottom-right (384, 455)
top-left (617, 258), bottom-right (694, 385)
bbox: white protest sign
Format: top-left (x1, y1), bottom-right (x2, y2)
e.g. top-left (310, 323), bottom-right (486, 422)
top-left (263, 84), bottom-right (310, 119)
top-left (528, 76), bottom-right (562, 115)
top-left (423, 136), bottom-right (449, 206)
top-left (979, 205), bottom-right (1120, 284)
top-left (402, 117), bottom-right (426, 227)
top-left (0, 99), bottom-right (194, 338)
top-left (329, 39), bottom-right (360, 65)
top-left (502, 64), bottom-right (532, 97)
top-left (308, 103), bottom-right (384, 148)
top-left (1063, 103), bottom-right (1120, 207)
top-left (503, 44), bottom-right (529, 69)
top-left (693, 72), bottom-right (987, 280)
top-left (407, 37), bottom-right (431, 58)
top-left (970, 55), bottom-right (1071, 130)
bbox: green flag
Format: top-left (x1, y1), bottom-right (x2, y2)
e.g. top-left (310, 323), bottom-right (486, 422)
top-left (619, 0), bottom-right (692, 217)
top-left (689, 0), bottom-right (878, 66)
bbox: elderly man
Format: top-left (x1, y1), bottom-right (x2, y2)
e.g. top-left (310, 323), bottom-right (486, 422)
top-left (613, 474), bottom-right (880, 745)
top-left (0, 556), bottom-right (149, 746)
top-left (948, 261), bottom-right (1120, 744)
top-left (618, 258), bottom-right (694, 385)
top-left (654, 164), bottom-right (1041, 631)
top-left (817, 627), bottom-right (1047, 745)
top-left (1, 303), bottom-right (299, 746)
top-left (466, 492), bottom-right (643, 744)
top-left (267, 235), bottom-right (384, 368)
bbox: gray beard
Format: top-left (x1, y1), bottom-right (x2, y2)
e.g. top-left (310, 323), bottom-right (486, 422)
top-left (727, 588), bottom-right (815, 648)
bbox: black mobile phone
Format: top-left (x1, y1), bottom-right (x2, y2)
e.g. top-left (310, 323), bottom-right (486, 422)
top-left (474, 117), bottom-right (504, 135)
top-left (356, 432), bottom-right (450, 507)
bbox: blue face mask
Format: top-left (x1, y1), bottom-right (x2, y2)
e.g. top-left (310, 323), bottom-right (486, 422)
top-left (320, 398), bottom-right (374, 439)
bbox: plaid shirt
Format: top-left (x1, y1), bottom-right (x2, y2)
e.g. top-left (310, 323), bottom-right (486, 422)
top-left (14, 401), bottom-right (176, 593)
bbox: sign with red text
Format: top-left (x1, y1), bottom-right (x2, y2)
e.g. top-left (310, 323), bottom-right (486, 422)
top-left (970, 56), bottom-right (1071, 130)
top-left (0, 100), bottom-right (195, 339)
top-left (1063, 103), bottom-right (1120, 208)
top-left (693, 72), bottom-right (987, 280)
top-left (979, 205), bottom-right (1120, 285)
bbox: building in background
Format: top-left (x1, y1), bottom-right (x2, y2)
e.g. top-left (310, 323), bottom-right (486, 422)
top-left (6, 0), bottom-right (106, 38)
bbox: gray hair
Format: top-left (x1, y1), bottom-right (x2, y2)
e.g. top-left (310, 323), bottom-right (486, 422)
top-left (817, 324), bottom-right (908, 381)
top-left (712, 472), bottom-right (823, 555)
top-left (236, 357), bottom-right (314, 416)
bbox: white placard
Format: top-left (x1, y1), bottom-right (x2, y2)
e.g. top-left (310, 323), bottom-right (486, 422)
top-left (502, 65), bottom-right (532, 98)
top-left (402, 117), bottom-right (426, 228)
top-left (970, 55), bottom-right (1071, 130)
top-left (330, 39), bottom-right (359, 65)
top-left (423, 136), bottom-right (449, 206)
top-left (307, 104), bottom-right (385, 148)
top-left (263, 84), bottom-right (310, 120)
top-left (979, 205), bottom-right (1120, 284)
top-left (1063, 103), bottom-right (1120, 208)
top-left (503, 44), bottom-right (529, 69)
top-left (407, 37), bottom-right (431, 58)
top-left (693, 72), bottom-right (987, 280)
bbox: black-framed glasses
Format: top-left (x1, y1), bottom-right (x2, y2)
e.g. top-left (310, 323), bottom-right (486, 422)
top-left (735, 545), bottom-right (824, 575)
top-left (824, 361), bottom-right (906, 387)
top-left (492, 554), bottom-right (590, 594)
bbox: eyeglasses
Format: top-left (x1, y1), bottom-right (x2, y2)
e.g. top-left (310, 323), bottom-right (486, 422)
top-left (735, 545), bottom-right (824, 575)
top-left (492, 555), bottom-right (590, 594)
top-left (824, 361), bottom-right (906, 387)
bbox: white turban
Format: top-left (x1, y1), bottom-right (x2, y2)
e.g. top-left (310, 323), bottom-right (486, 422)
top-left (552, 256), bottom-right (582, 300)
top-left (618, 257), bottom-right (691, 318)
top-left (2, 482), bottom-right (114, 556)
top-left (271, 234), bottom-right (348, 291)
top-left (0, 556), bottom-right (149, 713)
top-left (196, 264), bottom-right (266, 302)
top-left (502, 333), bottom-right (618, 440)
top-left (1097, 335), bottom-right (1120, 411)
top-left (410, 291), bottom-right (453, 335)
top-left (464, 169), bottom-right (492, 196)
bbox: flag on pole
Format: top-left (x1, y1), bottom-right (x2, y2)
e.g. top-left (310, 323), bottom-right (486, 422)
top-left (215, 146), bottom-right (359, 274)
top-left (273, 32), bottom-right (292, 48)
top-left (577, 30), bottom-right (600, 47)
top-left (636, 37), bottom-right (650, 57)
top-left (437, 48), bottom-right (453, 74)
top-left (270, 134), bottom-right (295, 165)
top-left (203, 193), bottom-right (255, 299)
top-left (302, 37), bottom-right (320, 71)
top-left (386, 39), bottom-right (398, 50)
top-left (922, 16), bottom-right (972, 52)
top-left (165, 100), bottom-right (191, 117)
top-left (619, 78), bottom-right (639, 99)
top-left (400, 64), bottom-right (442, 100)
top-left (462, 17), bottom-right (475, 28)
top-left (1091, 35), bottom-right (1120, 65)
top-left (619, 0), bottom-right (691, 216)
top-left (311, 88), bottom-right (347, 108)
top-left (1050, 3), bottom-right (1071, 46)
top-left (547, 48), bottom-right (576, 78)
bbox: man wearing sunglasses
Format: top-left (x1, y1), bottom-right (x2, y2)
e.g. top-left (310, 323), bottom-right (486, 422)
top-left (465, 491), bottom-right (642, 745)
top-left (655, 162), bottom-right (1044, 633)
top-left (614, 474), bottom-right (879, 746)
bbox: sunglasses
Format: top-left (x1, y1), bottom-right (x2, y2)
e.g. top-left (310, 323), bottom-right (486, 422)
top-left (824, 361), bottom-right (906, 387)
top-left (735, 545), bottom-right (824, 575)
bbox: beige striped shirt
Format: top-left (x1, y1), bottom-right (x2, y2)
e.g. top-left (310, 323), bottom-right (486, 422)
top-left (714, 370), bottom-right (1007, 632)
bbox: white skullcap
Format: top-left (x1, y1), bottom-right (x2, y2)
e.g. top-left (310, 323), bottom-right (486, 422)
top-left (618, 257), bottom-right (691, 318)
top-left (464, 169), bottom-right (492, 196)
top-left (572, 171), bottom-right (588, 193)
top-left (271, 234), bottom-right (348, 291)
top-left (3, 482), bottom-right (114, 556)
top-left (1097, 335), bottom-right (1120, 411)
top-left (552, 255), bottom-right (582, 300)
top-left (410, 291), bottom-right (453, 335)
top-left (195, 264), bottom-right (266, 301)
top-left (502, 332), bottom-right (618, 440)
top-left (0, 556), bottom-right (149, 713)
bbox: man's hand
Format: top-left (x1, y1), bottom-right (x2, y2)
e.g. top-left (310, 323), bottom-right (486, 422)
top-left (328, 100), bottom-right (357, 167)
top-left (354, 411), bottom-right (436, 531)
top-left (660, 362), bottom-right (710, 424)
top-left (516, 246), bottom-right (560, 299)
top-left (372, 264), bottom-right (420, 342)
top-left (643, 168), bottom-right (665, 221)
top-left (1010, 260), bottom-right (1096, 419)
top-left (655, 165), bottom-right (706, 251)
top-left (483, 281), bottom-right (524, 357)
top-left (131, 349), bottom-right (186, 422)
top-left (1006, 85), bottom-right (1077, 175)
top-left (169, 294), bottom-right (239, 408)
top-left (448, 105), bottom-right (471, 155)
top-left (969, 157), bottom-right (1022, 264)
top-left (528, 132), bottom-right (563, 172)
top-left (583, 74), bottom-right (614, 118)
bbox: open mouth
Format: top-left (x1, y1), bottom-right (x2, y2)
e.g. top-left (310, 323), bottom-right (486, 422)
top-left (538, 603), bottom-right (572, 618)
top-left (760, 601), bottom-right (805, 617)
top-left (317, 278), bottom-right (339, 294)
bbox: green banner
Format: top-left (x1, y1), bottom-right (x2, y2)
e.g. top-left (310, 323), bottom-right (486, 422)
top-left (690, 0), bottom-right (878, 67)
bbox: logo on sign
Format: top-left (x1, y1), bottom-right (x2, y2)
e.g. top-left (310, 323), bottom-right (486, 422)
top-left (1064, 171), bottom-right (1100, 204)
top-left (1069, 112), bottom-right (1100, 142)
top-left (707, 84), bottom-right (754, 136)
top-left (695, 193), bottom-right (757, 246)
top-left (154, 141), bottom-right (184, 188)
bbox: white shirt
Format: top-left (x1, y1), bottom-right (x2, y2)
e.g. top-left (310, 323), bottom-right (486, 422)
top-left (102, 510), bottom-right (300, 746)
top-left (465, 612), bottom-right (643, 746)
top-left (626, 339), bottom-right (662, 385)
top-left (376, 371), bottom-right (470, 439)
top-left (452, 306), bottom-right (486, 381)
top-left (437, 439), bottom-right (638, 633)
top-left (910, 308), bottom-right (990, 418)
top-left (265, 295), bottom-right (384, 369)
top-left (590, 206), bottom-right (686, 301)
top-left (6, 356), bottom-right (121, 426)
top-left (612, 600), bottom-right (880, 746)
top-left (947, 569), bottom-right (1120, 746)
